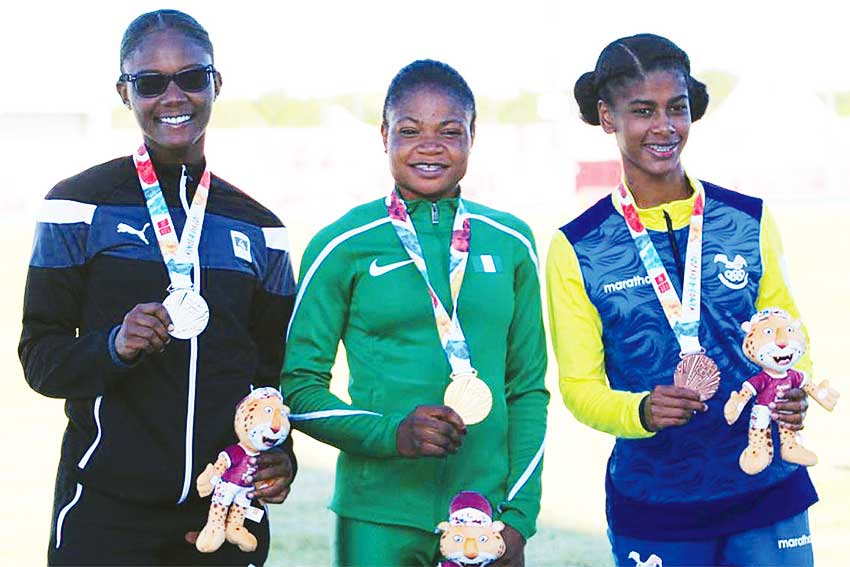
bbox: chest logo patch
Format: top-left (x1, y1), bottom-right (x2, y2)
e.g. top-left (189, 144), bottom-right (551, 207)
top-left (231, 230), bottom-right (252, 262)
top-left (628, 551), bottom-right (662, 567)
top-left (117, 222), bottom-right (150, 245)
top-left (713, 253), bottom-right (749, 290)
top-left (369, 258), bottom-right (414, 277)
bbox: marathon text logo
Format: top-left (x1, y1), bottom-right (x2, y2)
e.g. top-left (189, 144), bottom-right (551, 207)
top-left (602, 275), bottom-right (652, 294)
top-left (777, 533), bottom-right (811, 550)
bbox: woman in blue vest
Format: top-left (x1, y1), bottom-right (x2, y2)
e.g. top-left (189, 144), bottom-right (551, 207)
top-left (546, 33), bottom-right (819, 566)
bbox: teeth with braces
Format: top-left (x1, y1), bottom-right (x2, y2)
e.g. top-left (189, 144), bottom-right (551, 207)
top-left (415, 164), bottom-right (443, 171)
top-left (648, 144), bottom-right (676, 152)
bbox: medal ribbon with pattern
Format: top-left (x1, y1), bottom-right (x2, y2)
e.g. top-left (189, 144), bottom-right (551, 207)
top-left (615, 182), bottom-right (705, 355)
top-left (132, 144), bottom-right (211, 292)
top-left (385, 190), bottom-right (474, 374)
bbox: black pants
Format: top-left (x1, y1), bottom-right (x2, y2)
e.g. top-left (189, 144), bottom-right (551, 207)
top-left (48, 467), bottom-right (270, 566)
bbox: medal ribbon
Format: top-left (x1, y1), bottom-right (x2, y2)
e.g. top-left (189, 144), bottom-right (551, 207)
top-left (615, 183), bottom-right (705, 354)
top-left (132, 144), bottom-right (211, 291)
top-left (385, 191), bottom-right (474, 374)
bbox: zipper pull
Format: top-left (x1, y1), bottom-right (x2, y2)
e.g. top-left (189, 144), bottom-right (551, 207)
top-left (431, 202), bottom-right (439, 225)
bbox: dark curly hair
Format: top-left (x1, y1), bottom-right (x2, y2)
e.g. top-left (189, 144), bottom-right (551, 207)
top-left (382, 59), bottom-right (476, 127)
top-left (574, 33), bottom-right (709, 125)
top-left (120, 9), bottom-right (213, 72)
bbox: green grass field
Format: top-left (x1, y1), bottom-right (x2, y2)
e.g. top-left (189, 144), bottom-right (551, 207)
top-left (3, 201), bottom-right (848, 566)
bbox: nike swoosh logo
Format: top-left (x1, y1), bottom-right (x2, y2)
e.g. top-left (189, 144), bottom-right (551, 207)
top-left (369, 258), bottom-right (414, 277)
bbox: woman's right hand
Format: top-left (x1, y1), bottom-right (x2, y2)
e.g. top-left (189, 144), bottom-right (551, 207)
top-left (114, 302), bottom-right (172, 362)
top-left (396, 405), bottom-right (467, 458)
top-left (641, 385), bottom-right (707, 432)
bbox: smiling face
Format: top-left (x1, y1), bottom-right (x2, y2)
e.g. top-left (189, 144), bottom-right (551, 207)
top-left (234, 391), bottom-right (291, 452)
top-left (437, 520), bottom-right (506, 565)
top-left (117, 28), bottom-right (220, 164)
top-left (742, 310), bottom-right (807, 374)
top-left (381, 87), bottom-right (474, 202)
top-left (599, 70), bottom-right (691, 192)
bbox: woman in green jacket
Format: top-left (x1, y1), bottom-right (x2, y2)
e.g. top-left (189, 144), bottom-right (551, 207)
top-left (280, 60), bottom-right (549, 566)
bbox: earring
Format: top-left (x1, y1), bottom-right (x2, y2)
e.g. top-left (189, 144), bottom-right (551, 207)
top-left (124, 101), bottom-right (131, 109)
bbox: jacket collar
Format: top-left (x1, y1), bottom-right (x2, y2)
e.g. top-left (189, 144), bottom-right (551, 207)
top-left (611, 172), bottom-right (704, 231)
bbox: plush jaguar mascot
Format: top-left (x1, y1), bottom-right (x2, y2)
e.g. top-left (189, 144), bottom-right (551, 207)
top-left (437, 491), bottom-right (506, 566)
top-left (195, 387), bottom-right (291, 552)
top-left (724, 308), bottom-right (839, 475)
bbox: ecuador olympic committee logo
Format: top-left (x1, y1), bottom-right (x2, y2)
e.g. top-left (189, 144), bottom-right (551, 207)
top-left (713, 253), bottom-right (749, 290)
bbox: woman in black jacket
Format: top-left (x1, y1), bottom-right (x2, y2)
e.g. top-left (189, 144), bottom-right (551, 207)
top-left (19, 9), bottom-right (296, 565)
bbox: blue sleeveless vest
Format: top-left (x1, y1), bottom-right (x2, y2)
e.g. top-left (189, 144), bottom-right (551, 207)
top-left (561, 182), bottom-right (816, 539)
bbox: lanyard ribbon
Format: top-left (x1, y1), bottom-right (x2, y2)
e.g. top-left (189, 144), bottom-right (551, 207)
top-left (385, 191), bottom-right (474, 374)
top-left (132, 144), bottom-right (211, 292)
top-left (615, 183), bottom-right (705, 355)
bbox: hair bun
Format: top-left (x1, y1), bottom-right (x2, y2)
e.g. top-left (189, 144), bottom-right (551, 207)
top-left (574, 71), bottom-right (600, 125)
top-left (687, 75), bottom-right (710, 122)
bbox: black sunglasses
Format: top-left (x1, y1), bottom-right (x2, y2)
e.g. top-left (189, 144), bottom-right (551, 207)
top-left (119, 65), bottom-right (216, 98)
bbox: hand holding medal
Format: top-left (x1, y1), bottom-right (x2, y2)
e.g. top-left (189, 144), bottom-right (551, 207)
top-left (641, 385), bottom-right (708, 432)
top-left (114, 302), bottom-right (173, 361)
top-left (396, 405), bottom-right (467, 458)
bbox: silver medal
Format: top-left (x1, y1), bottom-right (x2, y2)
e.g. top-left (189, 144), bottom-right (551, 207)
top-left (163, 288), bottom-right (209, 340)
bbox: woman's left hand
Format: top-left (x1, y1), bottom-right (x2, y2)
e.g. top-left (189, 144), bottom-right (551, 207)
top-left (770, 388), bottom-right (808, 431)
top-left (247, 446), bottom-right (295, 504)
top-left (490, 524), bottom-right (525, 566)
top-left (183, 447), bottom-right (294, 545)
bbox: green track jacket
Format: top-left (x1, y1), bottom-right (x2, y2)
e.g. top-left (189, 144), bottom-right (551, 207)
top-left (280, 194), bottom-right (548, 539)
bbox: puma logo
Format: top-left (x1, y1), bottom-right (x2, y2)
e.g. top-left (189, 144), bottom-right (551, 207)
top-left (117, 222), bottom-right (151, 245)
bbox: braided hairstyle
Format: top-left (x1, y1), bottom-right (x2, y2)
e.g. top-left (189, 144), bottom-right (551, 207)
top-left (574, 33), bottom-right (709, 125)
top-left (382, 59), bottom-right (476, 127)
top-left (120, 9), bottom-right (214, 72)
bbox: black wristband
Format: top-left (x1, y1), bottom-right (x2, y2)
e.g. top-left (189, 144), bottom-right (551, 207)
top-left (638, 394), bottom-right (652, 432)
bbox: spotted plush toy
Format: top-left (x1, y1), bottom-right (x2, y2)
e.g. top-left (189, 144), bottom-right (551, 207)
top-left (724, 308), bottom-right (839, 475)
top-left (195, 387), bottom-right (291, 553)
top-left (437, 491), bottom-right (506, 566)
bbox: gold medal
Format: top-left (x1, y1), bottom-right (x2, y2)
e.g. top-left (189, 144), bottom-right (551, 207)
top-left (444, 369), bottom-right (492, 425)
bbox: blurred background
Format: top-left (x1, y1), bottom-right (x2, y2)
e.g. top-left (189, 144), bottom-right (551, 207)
top-left (2, 1), bottom-right (848, 565)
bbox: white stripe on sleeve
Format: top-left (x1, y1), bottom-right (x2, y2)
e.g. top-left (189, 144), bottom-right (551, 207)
top-left (505, 438), bottom-right (545, 503)
top-left (287, 217), bottom-right (391, 339)
top-left (77, 396), bottom-right (103, 468)
top-left (55, 483), bottom-right (83, 549)
top-left (38, 199), bottom-right (97, 225)
top-left (290, 409), bottom-right (382, 421)
top-left (263, 227), bottom-right (290, 251)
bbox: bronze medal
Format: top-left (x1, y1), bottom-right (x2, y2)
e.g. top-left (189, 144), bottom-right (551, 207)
top-left (674, 352), bottom-right (720, 401)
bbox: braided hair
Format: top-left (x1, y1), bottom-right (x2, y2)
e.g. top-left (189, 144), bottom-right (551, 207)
top-left (574, 33), bottom-right (709, 125)
top-left (382, 59), bottom-right (476, 127)
top-left (120, 9), bottom-right (214, 72)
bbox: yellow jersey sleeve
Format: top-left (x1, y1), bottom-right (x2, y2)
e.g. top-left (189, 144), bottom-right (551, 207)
top-left (545, 231), bottom-right (653, 438)
top-left (756, 206), bottom-right (814, 378)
